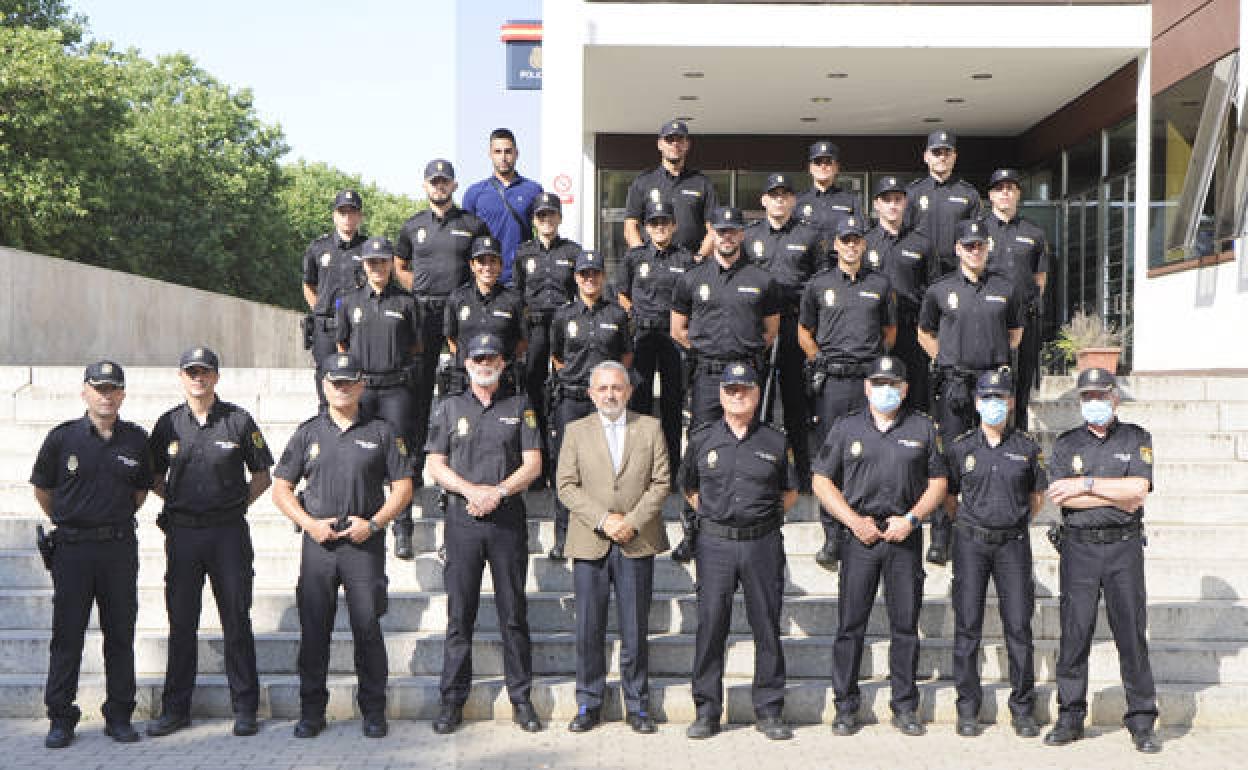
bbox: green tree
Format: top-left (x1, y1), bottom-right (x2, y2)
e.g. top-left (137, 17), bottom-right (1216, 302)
top-left (0, 0), bottom-right (84, 44)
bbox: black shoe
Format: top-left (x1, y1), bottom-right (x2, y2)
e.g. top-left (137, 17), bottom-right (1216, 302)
top-left (394, 533), bottom-right (414, 561)
top-left (362, 715), bottom-right (388, 738)
top-left (293, 717), bottom-right (326, 738)
top-left (671, 535), bottom-right (696, 564)
top-left (814, 540), bottom-right (840, 570)
top-left (1011, 714), bottom-right (1040, 738)
top-left (626, 711), bottom-right (657, 734)
top-left (890, 711), bottom-right (925, 736)
top-left (104, 722), bottom-right (140, 743)
top-left (956, 717), bottom-right (979, 737)
top-left (547, 543), bottom-right (565, 561)
top-left (44, 724), bottom-right (74, 749)
top-left (831, 711), bottom-right (858, 736)
top-left (567, 706), bottom-right (600, 733)
top-left (686, 716), bottom-right (720, 740)
top-left (513, 701), bottom-right (542, 732)
top-left (146, 713), bottom-right (190, 737)
top-left (1043, 723), bottom-right (1084, 746)
top-left (432, 703), bottom-right (463, 734)
top-left (1130, 728), bottom-right (1162, 754)
top-left (232, 714), bottom-right (258, 736)
top-left (756, 716), bottom-right (793, 740)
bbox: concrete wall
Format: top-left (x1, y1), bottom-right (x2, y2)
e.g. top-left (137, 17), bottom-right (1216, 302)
top-left (0, 247), bottom-right (305, 368)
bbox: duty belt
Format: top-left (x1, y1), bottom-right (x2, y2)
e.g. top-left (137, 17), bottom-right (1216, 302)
top-left (696, 355), bottom-right (759, 376)
top-left (817, 359), bottom-right (868, 378)
top-left (635, 318), bottom-right (670, 332)
top-left (52, 519), bottom-right (136, 543)
top-left (526, 311), bottom-right (554, 326)
top-left (556, 383), bottom-right (591, 401)
top-left (165, 509), bottom-right (246, 528)
top-left (414, 295), bottom-right (448, 311)
top-left (699, 517), bottom-right (782, 541)
top-left (365, 370), bottom-right (409, 387)
top-left (1066, 522), bottom-right (1143, 544)
top-left (955, 521), bottom-right (1026, 545)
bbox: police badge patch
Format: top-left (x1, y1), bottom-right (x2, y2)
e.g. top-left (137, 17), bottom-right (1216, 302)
top-left (396, 437), bottom-right (407, 456)
top-left (524, 409), bottom-right (537, 428)
top-left (251, 431), bottom-right (264, 450)
top-left (416, 228), bottom-right (427, 244)
top-left (948, 292), bottom-right (959, 310)
top-left (567, 321), bottom-right (578, 337)
top-left (824, 289), bottom-right (836, 307)
top-left (459, 305), bottom-right (471, 321)
top-left (167, 441), bottom-right (179, 457)
top-left (526, 258), bottom-right (536, 273)
top-left (698, 284), bottom-right (710, 302)
top-left (639, 263), bottom-right (650, 278)
top-left (67, 454), bottom-right (78, 472)
top-left (850, 440), bottom-right (862, 457)
top-left (965, 454), bottom-right (975, 472)
top-left (352, 307), bottom-right (363, 323)
top-left (707, 449), bottom-right (718, 468)
top-left (1072, 455), bottom-right (1084, 474)
top-left (321, 252), bottom-right (332, 267)
top-left (457, 417), bottom-right (470, 436)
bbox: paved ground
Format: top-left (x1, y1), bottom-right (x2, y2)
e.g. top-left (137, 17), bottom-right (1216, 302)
top-left (0, 718), bottom-right (1242, 769)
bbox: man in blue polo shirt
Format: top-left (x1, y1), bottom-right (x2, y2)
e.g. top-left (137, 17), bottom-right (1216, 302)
top-left (463, 128), bottom-right (544, 285)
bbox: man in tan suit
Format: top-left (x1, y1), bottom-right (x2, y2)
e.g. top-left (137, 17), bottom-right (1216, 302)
top-left (556, 360), bottom-right (670, 734)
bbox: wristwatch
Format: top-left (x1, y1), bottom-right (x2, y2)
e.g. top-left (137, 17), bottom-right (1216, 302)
top-left (367, 518), bottom-right (383, 535)
top-left (496, 484), bottom-right (510, 499)
top-left (1082, 477), bottom-right (1095, 493)
top-left (905, 512), bottom-right (921, 528)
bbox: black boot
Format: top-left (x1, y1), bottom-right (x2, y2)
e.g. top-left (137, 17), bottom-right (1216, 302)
top-left (926, 512), bottom-right (951, 566)
top-left (671, 505), bottom-right (697, 563)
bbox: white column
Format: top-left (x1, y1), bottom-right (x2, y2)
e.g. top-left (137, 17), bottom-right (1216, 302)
top-left (1131, 50), bottom-right (1152, 367)
top-left (540, 0), bottom-right (589, 244)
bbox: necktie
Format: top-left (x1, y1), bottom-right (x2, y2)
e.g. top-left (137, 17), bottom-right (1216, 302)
top-left (607, 421), bottom-right (623, 473)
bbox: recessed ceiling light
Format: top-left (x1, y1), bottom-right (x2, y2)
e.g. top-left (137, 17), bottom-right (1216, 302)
top-left (971, 73), bottom-right (993, 80)
top-left (678, 95), bottom-right (699, 101)
top-left (945, 97), bottom-right (965, 104)
top-left (675, 116), bottom-right (694, 122)
top-left (826, 72), bottom-right (849, 79)
top-left (923, 117), bottom-right (943, 123)
top-left (800, 117), bottom-right (817, 122)
top-left (810, 96), bottom-right (832, 103)
top-left (683, 71), bottom-right (705, 79)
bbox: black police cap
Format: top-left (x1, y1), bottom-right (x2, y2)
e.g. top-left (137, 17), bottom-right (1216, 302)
top-left (926, 130), bottom-right (957, 150)
top-left (333, 190), bottom-right (362, 210)
top-left (808, 141), bottom-right (840, 161)
top-left (866, 355), bottom-right (907, 381)
top-left (720, 362), bottom-right (759, 387)
top-left (873, 175), bottom-right (906, 198)
top-left (533, 192), bottom-right (562, 215)
top-left (179, 347), bottom-right (219, 372)
top-left (975, 369), bottom-right (1013, 396)
top-left (322, 353), bottom-right (363, 382)
top-left (574, 250), bottom-right (603, 272)
top-left (1076, 367), bottom-right (1117, 392)
top-left (835, 216), bottom-right (866, 239)
top-left (763, 173), bottom-right (794, 194)
top-left (955, 219), bottom-right (988, 244)
top-left (360, 237), bottom-right (394, 260)
top-left (470, 235), bottom-right (501, 259)
top-left (424, 159), bottom-right (455, 181)
top-left (644, 200), bottom-right (675, 222)
top-left (988, 168), bottom-right (1022, 190)
top-left (658, 119), bottom-right (689, 138)
top-left (710, 206), bottom-right (745, 230)
top-left (84, 360), bottom-right (125, 387)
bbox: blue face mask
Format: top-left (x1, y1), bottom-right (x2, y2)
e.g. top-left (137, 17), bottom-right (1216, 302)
top-left (1081, 398), bottom-right (1114, 427)
top-left (976, 397), bottom-right (1009, 426)
top-left (869, 384), bottom-right (902, 413)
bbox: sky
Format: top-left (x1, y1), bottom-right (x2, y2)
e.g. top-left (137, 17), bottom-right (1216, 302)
top-left (72, 0), bottom-right (459, 197)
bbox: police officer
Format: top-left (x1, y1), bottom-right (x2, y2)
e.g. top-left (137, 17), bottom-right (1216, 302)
top-left (146, 348), bottom-right (273, 739)
top-left (670, 206), bottom-right (781, 562)
top-left (798, 216), bottom-right (897, 569)
top-left (513, 191), bottom-right (580, 476)
top-left (683, 363), bottom-right (798, 742)
top-left (395, 159), bottom-right (491, 488)
top-left (336, 237), bottom-right (423, 559)
top-left (942, 370), bottom-right (1045, 738)
top-left (865, 175), bottom-right (933, 411)
top-left (743, 172), bottom-right (825, 489)
top-left (811, 356), bottom-right (947, 738)
top-left (1043, 367), bottom-right (1160, 753)
top-left (462, 127), bottom-right (544, 284)
top-left (302, 190), bottom-right (367, 407)
top-left (547, 250), bottom-right (633, 560)
top-left (31, 361), bottom-right (153, 749)
top-left (796, 140), bottom-right (862, 251)
top-left (272, 353), bottom-right (414, 739)
top-left (443, 235), bottom-right (528, 396)
top-left (616, 199), bottom-right (696, 485)
top-left (918, 219), bottom-right (1023, 565)
top-left (624, 119), bottom-right (719, 257)
top-left (905, 131), bottom-right (982, 281)
top-left (426, 333), bottom-right (544, 735)
top-left (982, 168), bottom-right (1050, 430)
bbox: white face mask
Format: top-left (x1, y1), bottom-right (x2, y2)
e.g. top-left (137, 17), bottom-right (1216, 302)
top-left (467, 361), bottom-right (502, 387)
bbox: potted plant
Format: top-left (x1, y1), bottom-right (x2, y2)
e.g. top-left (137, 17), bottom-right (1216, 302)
top-left (1054, 310), bottom-right (1124, 373)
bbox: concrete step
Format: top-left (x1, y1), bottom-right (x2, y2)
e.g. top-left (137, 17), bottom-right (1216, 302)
top-left (1028, 400), bottom-right (1228, 433)
top-left (1037, 375), bottom-right (1248, 403)
top-left (4, 630), bottom-right (1244, 685)
top-left (1027, 430), bottom-right (1246, 461)
top-left (0, 673), bottom-right (1236, 727)
top-left (2, 587), bottom-right (1241, 642)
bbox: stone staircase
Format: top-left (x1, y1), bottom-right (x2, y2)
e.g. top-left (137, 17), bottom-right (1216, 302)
top-left (0, 366), bottom-right (1245, 727)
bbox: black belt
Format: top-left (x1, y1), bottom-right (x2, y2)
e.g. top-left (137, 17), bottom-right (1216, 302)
top-left (365, 370), bottom-right (409, 387)
top-left (556, 383), bottom-right (590, 401)
top-left (52, 519), bottom-right (136, 543)
top-left (314, 314), bottom-right (337, 331)
top-left (817, 360), bottom-right (868, 378)
top-left (636, 318), bottom-right (670, 332)
top-left (414, 295), bottom-right (448, 310)
top-left (696, 355), bottom-right (758, 376)
top-left (165, 509), bottom-right (246, 528)
top-left (526, 311), bottom-right (554, 326)
top-left (956, 521), bottom-right (1026, 545)
top-left (699, 517), bottom-right (782, 541)
top-left (1066, 522), bottom-right (1143, 544)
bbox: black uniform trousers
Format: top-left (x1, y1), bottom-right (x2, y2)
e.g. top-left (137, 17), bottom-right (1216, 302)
top-left (931, 370), bottom-right (989, 542)
top-left (296, 533), bottom-right (388, 719)
top-left (360, 384), bottom-right (416, 537)
top-left (692, 529), bottom-right (786, 721)
top-left (440, 503), bottom-right (533, 705)
top-left (574, 545), bottom-right (655, 714)
top-left (1055, 535), bottom-right (1157, 731)
top-left (811, 375), bottom-right (867, 541)
top-left (550, 393), bottom-right (596, 546)
top-left (1014, 310), bottom-right (1042, 431)
top-left (524, 315), bottom-right (555, 481)
top-left (951, 528), bottom-right (1035, 719)
top-left (831, 526), bottom-right (925, 716)
top-left (160, 520), bottom-right (259, 718)
top-left (45, 536), bottom-right (139, 726)
top-left (893, 307), bottom-right (929, 413)
top-left (629, 329), bottom-right (685, 484)
top-left (411, 301), bottom-right (448, 485)
top-left (310, 316), bottom-right (338, 408)
top-left (762, 314), bottom-right (811, 486)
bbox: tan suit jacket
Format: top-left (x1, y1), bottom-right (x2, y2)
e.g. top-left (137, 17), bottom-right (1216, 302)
top-left (556, 410), bottom-right (670, 559)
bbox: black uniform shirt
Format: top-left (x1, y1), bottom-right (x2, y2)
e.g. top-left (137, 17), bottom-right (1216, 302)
top-left (919, 270), bottom-right (1023, 369)
top-left (799, 266), bottom-right (897, 363)
top-left (302, 231), bottom-right (368, 315)
top-left (149, 399), bottom-right (273, 515)
top-left (796, 185), bottom-right (862, 247)
top-left (813, 408), bottom-right (946, 518)
top-left (945, 427), bottom-right (1047, 529)
top-left (550, 296), bottom-right (632, 387)
top-left (395, 206), bottom-right (491, 297)
top-left (335, 282), bottom-right (422, 373)
top-left (671, 256), bottom-right (781, 359)
top-left (513, 236), bottom-right (580, 315)
top-left (682, 420), bottom-right (797, 528)
top-left (30, 416), bottom-right (154, 526)
top-left (274, 412), bottom-right (412, 519)
top-left (865, 224), bottom-right (932, 312)
top-left (742, 217), bottom-right (825, 306)
top-left (443, 282), bottom-right (527, 361)
top-left (625, 166), bottom-right (719, 252)
top-left (905, 176), bottom-right (982, 279)
top-left (1050, 420), bottom-right (1154, 528)
top-left (616, 242), bottom-right (697, 323)
top-left (983, 213), bottom-right (1050, 304)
